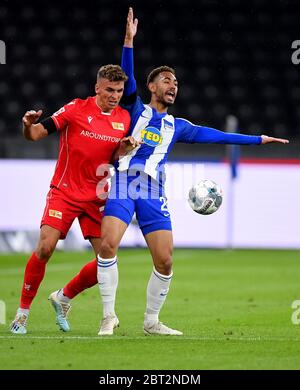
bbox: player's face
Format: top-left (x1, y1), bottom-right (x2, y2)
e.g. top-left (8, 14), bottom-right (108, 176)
top-left (151, 72), bottom-right (178, 107)
top-left (95, 78), bottom-right (124, 112)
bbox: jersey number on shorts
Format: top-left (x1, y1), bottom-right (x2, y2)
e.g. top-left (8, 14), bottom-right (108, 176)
top-left (160, 196), bottom-right (170, 217)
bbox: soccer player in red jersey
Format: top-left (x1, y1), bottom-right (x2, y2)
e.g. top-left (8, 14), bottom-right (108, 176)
top-left (10, 65), bottom-right (136, 334)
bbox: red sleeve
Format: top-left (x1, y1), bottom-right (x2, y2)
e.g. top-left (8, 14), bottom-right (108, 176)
top-left (51, 99), bottom-right (78, 131)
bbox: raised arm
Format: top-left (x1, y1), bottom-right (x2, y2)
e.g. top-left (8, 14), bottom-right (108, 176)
top-left (124, 7), bottom-right (138, 49)
top-left (22, 110), bottom-right (48, 141)
top-left (121, 7), bottom-right (138, 97)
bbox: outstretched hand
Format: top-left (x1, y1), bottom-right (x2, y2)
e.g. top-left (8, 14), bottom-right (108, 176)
top-left (124, 7), bottom-right (138, 47)
top-left (22, 110), bottom-right (43, 128)
top-left (261, 135), bottom-right (289, 144)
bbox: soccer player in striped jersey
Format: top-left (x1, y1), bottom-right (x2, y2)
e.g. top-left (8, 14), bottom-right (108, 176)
top-left (53, 8), bottom-right (289, 336)
top-left (97, 8), bottom-right (288, 336)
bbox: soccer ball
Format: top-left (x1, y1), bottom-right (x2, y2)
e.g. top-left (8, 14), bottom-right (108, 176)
top-left (188, 179), bottom-right (223, 215)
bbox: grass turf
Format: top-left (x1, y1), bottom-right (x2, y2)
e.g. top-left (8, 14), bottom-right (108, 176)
top-left (0, 249), bottom-right (300, 370)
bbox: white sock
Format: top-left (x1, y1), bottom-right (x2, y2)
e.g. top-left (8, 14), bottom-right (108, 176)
top-left (17, 308), bottom-right (29, 317)
top-left (97, 255), bottom-right (118, 318)
top-left (145, 268), bottom-right (173, 324)
top-left (57, 288), bottom-right (71, 304)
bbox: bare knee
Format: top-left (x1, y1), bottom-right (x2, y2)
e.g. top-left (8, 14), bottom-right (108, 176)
top-left (155, 253), bottom-right (173, 276)
top-left (99, 237), bottom-right (118, 258)
top-left (35, 239), bottom-right (56, 260)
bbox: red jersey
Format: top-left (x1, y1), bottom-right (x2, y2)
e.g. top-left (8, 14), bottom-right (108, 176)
top-left (50, 96), bottom-right (130, 202)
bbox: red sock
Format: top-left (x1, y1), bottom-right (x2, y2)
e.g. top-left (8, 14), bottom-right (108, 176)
top-left (20, 252), bottom-right (47, 309)
top-left (63, 259), bottom-right (98, 299)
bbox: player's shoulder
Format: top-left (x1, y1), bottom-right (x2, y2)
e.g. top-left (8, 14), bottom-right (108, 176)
top-left (68, 96), bottom-right (100, 117)
top-left (68, 96), bottom-right (97, 108)
top-left (121, 95), bottom-right (145, 112)
top-left (175, 117), bottom-right (194, 125)
top-left (75, 96), bottom-right (95, 108)
top-left (114, 105), bottom-right (131, 120)
top-left (174, 117), bottom-right (195, 130)
top-left (61, 97), bottom-right (86, 110)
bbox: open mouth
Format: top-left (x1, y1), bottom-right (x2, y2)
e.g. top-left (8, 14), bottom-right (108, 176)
top-left (166, 91), bottom-right (175, 98)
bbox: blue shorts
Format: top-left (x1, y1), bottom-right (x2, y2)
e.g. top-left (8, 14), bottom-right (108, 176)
top-left (104, 171), bottom-right (172, 235)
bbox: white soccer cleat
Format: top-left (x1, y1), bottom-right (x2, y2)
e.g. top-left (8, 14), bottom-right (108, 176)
top-left (143, 321), bottom-right (183, 336)
top-left (98, 315), bottom-right (119, 336)
top-left (48, 290), bottom-right (71, 332)
top-left (10, 313), bottom-right (28, 335)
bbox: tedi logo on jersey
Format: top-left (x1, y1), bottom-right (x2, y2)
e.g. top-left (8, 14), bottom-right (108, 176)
top-left (141, 127), bottom-right (163, 147)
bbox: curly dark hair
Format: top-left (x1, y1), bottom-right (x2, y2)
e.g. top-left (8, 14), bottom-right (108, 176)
top-left (146, 66), bottom-right (176, 85)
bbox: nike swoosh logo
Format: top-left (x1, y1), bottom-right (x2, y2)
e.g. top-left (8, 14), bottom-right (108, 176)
top-left (140, 113), bottom-right (149, 118)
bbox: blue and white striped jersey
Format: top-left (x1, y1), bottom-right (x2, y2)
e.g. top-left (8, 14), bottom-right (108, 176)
top-left (119, 97), bottom-right (186, 182)
top-left (119, 47), bottom-right (261, 186)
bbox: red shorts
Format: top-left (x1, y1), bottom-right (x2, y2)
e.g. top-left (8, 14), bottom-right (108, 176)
top-left (41, 187), bottom-right (105, 239)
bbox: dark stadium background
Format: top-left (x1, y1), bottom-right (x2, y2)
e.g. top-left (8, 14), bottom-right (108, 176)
top-left (1, 1), bottom-right (300, 372)
top-left (0, 0), bottom-right (299, 160)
